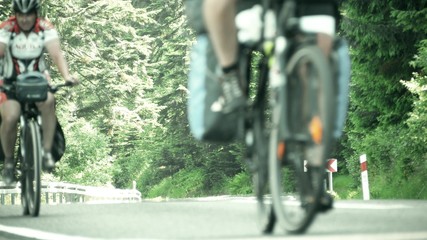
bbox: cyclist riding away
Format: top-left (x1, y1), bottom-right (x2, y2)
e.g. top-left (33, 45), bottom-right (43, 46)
top-left (0, 0), bottom-right (79, 186)
top-left (202, 0), bottom-right (340, 210)
top-left (204, 0), bottom-right (339, 114)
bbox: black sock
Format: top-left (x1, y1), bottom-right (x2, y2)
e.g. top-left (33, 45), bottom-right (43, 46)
top-left (222, 62), bottom-right (238, 74)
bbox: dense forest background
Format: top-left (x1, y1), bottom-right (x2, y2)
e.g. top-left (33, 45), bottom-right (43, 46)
top-left (0, 0), bottom-right (425, 199)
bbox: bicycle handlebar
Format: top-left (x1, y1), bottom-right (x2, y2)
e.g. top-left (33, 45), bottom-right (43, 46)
top-left (0, 81), bottom-right (74, 93)
top-left (49, 81), bottom-right (74, 93)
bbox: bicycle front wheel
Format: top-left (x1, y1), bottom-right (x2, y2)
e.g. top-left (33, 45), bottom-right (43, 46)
top-left (23, 121), bottom-right (42, 217)
top-left (242, 48), bottom-right (276, 234)
top-left (252, 107), bottom-right (276, 234)
top-left (269, 46), bottom-right (334, 233)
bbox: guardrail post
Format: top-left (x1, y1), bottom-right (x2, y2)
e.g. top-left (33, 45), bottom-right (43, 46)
top-left (2, 181), bottom-right (142, 205)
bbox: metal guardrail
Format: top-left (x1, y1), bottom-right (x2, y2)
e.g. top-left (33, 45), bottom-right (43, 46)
top-left (0, 181), bottom-right (142, 205)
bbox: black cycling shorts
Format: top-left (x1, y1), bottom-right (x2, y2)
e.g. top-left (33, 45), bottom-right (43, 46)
top-left (185, 0), bottom-right (340, 34)
top-left (297, 1), bottom-right (339, 18)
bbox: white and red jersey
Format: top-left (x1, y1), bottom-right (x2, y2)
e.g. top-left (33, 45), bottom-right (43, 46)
top-left (0, 16), bottom-right (58, 83)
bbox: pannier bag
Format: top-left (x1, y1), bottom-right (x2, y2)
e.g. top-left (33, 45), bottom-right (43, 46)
top-left (16, 71), bottom-right (49, 102)
top-left (52, 120), bottom-right (66, 162)
top-left (187, 35), bottom-right (240, 142)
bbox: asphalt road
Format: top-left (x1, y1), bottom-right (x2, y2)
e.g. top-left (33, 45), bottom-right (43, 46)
top-left (0, 197), bottom-right (426, 240)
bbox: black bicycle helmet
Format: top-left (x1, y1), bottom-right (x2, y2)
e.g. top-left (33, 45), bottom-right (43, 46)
top-left (12, 0), bottom-right (40, 14)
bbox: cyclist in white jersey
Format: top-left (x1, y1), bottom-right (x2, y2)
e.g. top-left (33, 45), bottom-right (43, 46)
top-left (202, 0), bottom-right (340, 211)
top-left (0, 0), bottom-right (79, 186)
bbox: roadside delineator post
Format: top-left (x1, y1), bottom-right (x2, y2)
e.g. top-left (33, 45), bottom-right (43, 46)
top-left (326, 158), bottom-right (338, 192)
top-left (304, 159), bottom-right (337, 192)
top-left (360, 154), bottom-right (370, 200)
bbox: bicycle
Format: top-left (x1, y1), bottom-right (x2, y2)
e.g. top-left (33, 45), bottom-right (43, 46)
top-left (241, 0), bottom-right (345, 234)
top-left (1, 72), bottom-right (71, 217)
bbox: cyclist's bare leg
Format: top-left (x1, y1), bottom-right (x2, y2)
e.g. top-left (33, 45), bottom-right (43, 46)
top-left (0, 100), bottom-right (20, 162)
top-left (317, 33), bottom-right (333, 56)
top-left (36, 92), bottom-right (56, 153)
top-left (203, 0), bottom-right (238, 68)
top-left (202, 0), bottom-right (245, 113)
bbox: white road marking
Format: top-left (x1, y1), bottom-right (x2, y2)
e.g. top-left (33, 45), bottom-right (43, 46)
top-left (0, 224), bottom-right (96, 240)
top-left (2, 223), bottom-right (425, 240)
top-left (268, 232), bottom-right (427, 240)
top-left (334, 201), bottom-right (413, 210)
top-left (204, 196), bottom-right (414, 210)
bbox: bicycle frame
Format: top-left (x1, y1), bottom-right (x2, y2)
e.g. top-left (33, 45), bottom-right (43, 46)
top-left (20, 102), bottom-right (43, 148)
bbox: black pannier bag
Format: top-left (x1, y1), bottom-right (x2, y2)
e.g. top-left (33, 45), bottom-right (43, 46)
top-left (52, 120), bottom-right (66, 162)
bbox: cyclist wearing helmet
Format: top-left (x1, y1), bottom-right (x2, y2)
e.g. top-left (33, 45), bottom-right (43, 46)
top-left (0, 0), bottom-right (79, 186)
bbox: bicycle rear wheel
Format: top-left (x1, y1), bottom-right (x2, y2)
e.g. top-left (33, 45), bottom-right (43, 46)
top-left (269, 46), bottom-right (334, 233)
top-left (22, 121), bottom-right (42, 217)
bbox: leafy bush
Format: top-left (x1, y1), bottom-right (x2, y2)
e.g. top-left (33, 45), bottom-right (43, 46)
top-left (147, 169), bottom-right (205, 198)
top-left (56, 118), bottom-right (113, 186)
top-left (332, 175), bottom-right (358, 199)
top-left (225, 171), bottom-right (253, 195)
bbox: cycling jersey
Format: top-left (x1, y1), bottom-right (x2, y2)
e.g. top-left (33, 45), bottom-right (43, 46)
top-left (0, 16), bottom-right (58, 84)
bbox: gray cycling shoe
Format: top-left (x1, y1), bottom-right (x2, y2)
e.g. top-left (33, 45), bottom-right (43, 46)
top-left (218, 71), bottom-right (246, 114)
top-left (2, 161), bottom-right (17, 187)
top-left (42, 152), bottom-right (55, 172)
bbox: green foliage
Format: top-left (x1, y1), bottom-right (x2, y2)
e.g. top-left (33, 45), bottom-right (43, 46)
top-left (340, 0), bottom-right (427, 199)
top-left (113, 0), bottom-right (245, 195)
top-left (398, 47), bottom-right (427, 199)
top-left (55, 118), bottom-right (113, 186)
top-left (225, 171), bottom-right (253, 195)
top-left (0, 0), bottom-right (11, 18)
top-left (332, 175), bottom-right (358, 199)
top-left (147, 168), bottom-right (205, 198)
top-left (342, 1), bottom-right (422, 130)
top-left (49, 0), bottom-right (160, 186)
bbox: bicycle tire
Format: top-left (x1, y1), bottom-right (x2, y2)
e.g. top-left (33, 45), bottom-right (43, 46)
top-left (252, 107), bottom-right (276, 234)
top-left (16, 138), bottom-right (30, 215)
top-left (23, 121), bottom-right (42, 217)
top-left (269, 45), bottom-right (334, 233)
top-left (20, 166), bottom-right (30, 215)
top-left (241, 48), bottom-right (277, 234)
